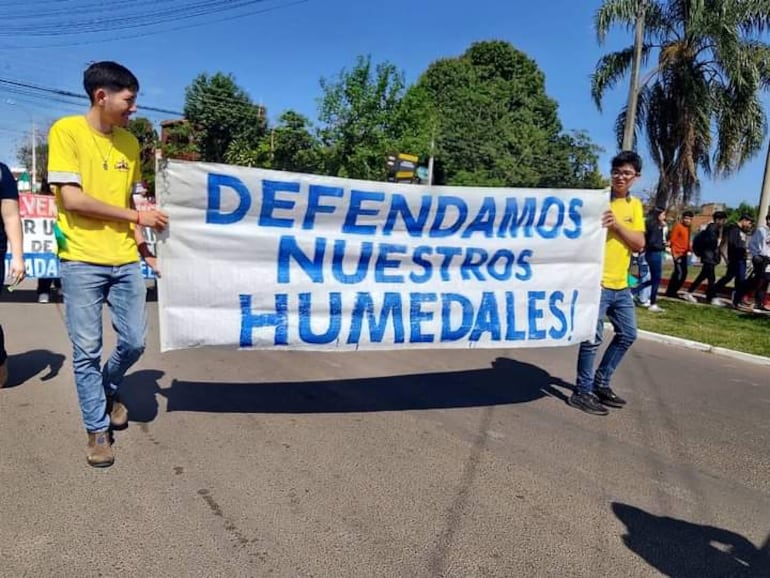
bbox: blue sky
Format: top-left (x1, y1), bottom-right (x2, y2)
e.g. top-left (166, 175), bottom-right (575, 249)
top-left (0, 0), bottom-right (767, 207)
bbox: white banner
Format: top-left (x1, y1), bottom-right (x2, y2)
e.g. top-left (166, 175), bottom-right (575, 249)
top-left (157, 160), bottom-right (607, 352)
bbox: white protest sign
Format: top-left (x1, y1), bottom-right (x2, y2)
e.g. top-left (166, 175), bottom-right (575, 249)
top-left (157, 160), bottom-right (607, 352)
top-left (4, 193), bottom-right (158, 279)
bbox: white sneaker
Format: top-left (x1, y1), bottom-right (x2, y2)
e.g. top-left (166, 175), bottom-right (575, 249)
top-left (648, 304), bottom-right (664, 313)
top-left (37, 292), bottom-right (50, 304)
top-left (710, 298), bottom-right (727, 307)
top-left (682, 293), bottom-right (698, 304)
top-left (638, 301), bottom-right (651, 308)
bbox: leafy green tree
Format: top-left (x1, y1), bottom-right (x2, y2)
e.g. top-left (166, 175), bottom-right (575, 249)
top-left (16, 140), bottom-right (48, 186)
top-left (184, 72), bottom-right (266, 163)
top-left (540, 131), bottom-right (607, 189)
top-left (592, 0), bottom-right (770, 208)
top-left (725, 202), bottom-right (757, 224)
top-left (318, 56), bottom-right (405, 180)
top-left (223, 137), bottom-right (271, 168)
top-left (126, 117), bottom-right (158, 194)
top-left (405, 40), bottom-right (602, 188)
top-left (272, 111), bottom-right (324, 174)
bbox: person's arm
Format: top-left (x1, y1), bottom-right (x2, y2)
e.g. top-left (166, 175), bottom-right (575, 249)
top-left (1, 199), bottom-right (24, 284)
top-left (0, 164), bottom-right (24, 284)
top-left (132, 197), bottom-right (160, 276)
top-left (748, 229), bottom-right (762, 258)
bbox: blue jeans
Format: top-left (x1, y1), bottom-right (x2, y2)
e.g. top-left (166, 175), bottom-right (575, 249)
top-left (60, 261), bottom-right (147, 432)
top-left (633, 253), bottom-right (652, 303)
top-left (636, 250), bottom-right (663, 305)
top-left (576, 287), bottom-right (638, 394)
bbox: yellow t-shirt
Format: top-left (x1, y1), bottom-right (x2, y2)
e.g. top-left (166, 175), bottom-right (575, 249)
top-left (602, 194), bottom-right (645, 289)
top-left (47, 115), bottom-right (143, 265)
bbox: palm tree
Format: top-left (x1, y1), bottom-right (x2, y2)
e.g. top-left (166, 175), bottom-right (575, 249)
top-left (592, 0), bottom-right (770, 209)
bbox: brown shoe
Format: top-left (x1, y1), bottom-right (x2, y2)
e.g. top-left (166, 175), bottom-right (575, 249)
top-left (0, 361), bottom-right (7, 388)
top-left (86, 431), bottom-right (114, 468)
top-left (107, 395), bottom-right (128, 429)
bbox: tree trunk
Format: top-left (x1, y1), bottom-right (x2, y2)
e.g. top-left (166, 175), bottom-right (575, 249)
top-left (622, 1), bottom-right (646, 151)
top-left (759, 138), bottom-right (770, 224)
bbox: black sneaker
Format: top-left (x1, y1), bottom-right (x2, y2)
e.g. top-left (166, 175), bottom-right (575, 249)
top-left (595, 387), bottom-right (627, 408)
top-left (568, 392), bottom-right (609, 416)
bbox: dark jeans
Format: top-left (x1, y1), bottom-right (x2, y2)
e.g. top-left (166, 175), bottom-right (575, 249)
top-left (637, 250), bottom-right (663, 305)
top-left (688, 263), bottom-right (716, 295)
top-left (0, 260), bottom-right (5, 364)
top-left (37, 277), bottom-right (62, 294)
top-left (708, 259), bottom-right (747, 305)
top-left (666, 256), bottom-right (688, 297)
top-left (749, 256), bottom-right (770, 306)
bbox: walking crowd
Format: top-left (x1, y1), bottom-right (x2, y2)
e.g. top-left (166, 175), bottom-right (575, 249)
top-left (633, 209), bottom-right (770, 314)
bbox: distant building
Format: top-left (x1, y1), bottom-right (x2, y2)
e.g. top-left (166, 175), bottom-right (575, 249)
top-left (160, 119), bottom-right (200, 161)
top-left (693, 202), bottom-right (726, 231)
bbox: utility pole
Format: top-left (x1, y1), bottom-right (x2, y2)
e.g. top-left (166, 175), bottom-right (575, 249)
top-left (758, 142), bottom-right (770, 224)
top-left (622, 0), bottom-right (646, 151)
top-left (427, 136), bottom-right (435, 186)
top-left (31, 121), bottom-right (37, 192)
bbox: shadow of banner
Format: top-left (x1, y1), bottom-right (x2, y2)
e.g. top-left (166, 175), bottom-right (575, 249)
top-left (118, 357), bottom-right (573, 420)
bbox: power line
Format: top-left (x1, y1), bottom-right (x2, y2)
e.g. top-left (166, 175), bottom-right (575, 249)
top-left (0, 77), bottom-right (183, 116)
top-left (0, 0), bottom-right (307, 46)
top-left (0, 0), bottom-right (273, 36)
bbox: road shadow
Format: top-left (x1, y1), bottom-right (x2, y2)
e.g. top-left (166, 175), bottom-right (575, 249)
top-left (0, 288), bottom-right (40, 304)
top-left (613, 502), bottom-right (770, 577)
top-left (125, 356), bottom-right (573, 416)
top-left (2, 349), bottom-right (66, 388)
top-left (119, 369), bottom-right (165, 423)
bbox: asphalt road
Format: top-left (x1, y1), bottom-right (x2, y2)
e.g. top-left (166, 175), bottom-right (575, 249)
top-left (1, 287), bottom-right (768, 577)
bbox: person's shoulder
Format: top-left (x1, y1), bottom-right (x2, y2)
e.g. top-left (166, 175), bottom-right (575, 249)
top-left (50, 116), bottom-right (88, 138)
top-left (0, 162), bottom-right (19, 198)
top-left (0, 162), bottom-right (12, 182)
top-left (51, 115), bottom-right (84, 130)
top-left (627, 195), bottom-right (643, 209)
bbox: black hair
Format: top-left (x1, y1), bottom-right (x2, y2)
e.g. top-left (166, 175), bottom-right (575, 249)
top-left (739, 213), bottom-right (754, 222)
top-left (682, 210), bottom-right (694, 218)
top-left (83, 61), bottom-right (139, 103)
top-left (611, 150), bottom-right (642, 174)
top-left (713, 211), bottom-right (727, 220)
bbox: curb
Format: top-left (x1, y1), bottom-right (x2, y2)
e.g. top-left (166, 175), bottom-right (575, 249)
top-left (602, 323), bottom-right (770, 367)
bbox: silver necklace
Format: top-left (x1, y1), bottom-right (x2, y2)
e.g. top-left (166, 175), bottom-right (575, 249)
top-left (90, 131), bottom-right (115, 170)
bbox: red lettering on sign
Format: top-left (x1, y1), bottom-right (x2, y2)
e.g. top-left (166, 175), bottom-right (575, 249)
top-left (19, 193), bottom-right (57, 219)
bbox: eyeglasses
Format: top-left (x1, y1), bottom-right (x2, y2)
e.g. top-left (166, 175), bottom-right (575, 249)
top-left (611, 170), bottom-right (639, 178)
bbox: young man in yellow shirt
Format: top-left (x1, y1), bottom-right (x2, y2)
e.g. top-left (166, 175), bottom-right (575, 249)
top-left (572, 151), bottom-right (646, 416)
top-left (48, 62), bottom-right (168, 467)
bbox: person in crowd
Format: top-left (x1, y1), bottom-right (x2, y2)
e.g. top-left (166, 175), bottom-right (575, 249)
top-left (571, 151), bottom-right (645, 417)
top-left (0, 161), bottom-right (25, 387)
top-left (665, 211), bottom-right (693, 298)
top-left (683, 211), bottom-right (727, 303)
top-left (707, 214), bottom-right (754, 311)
